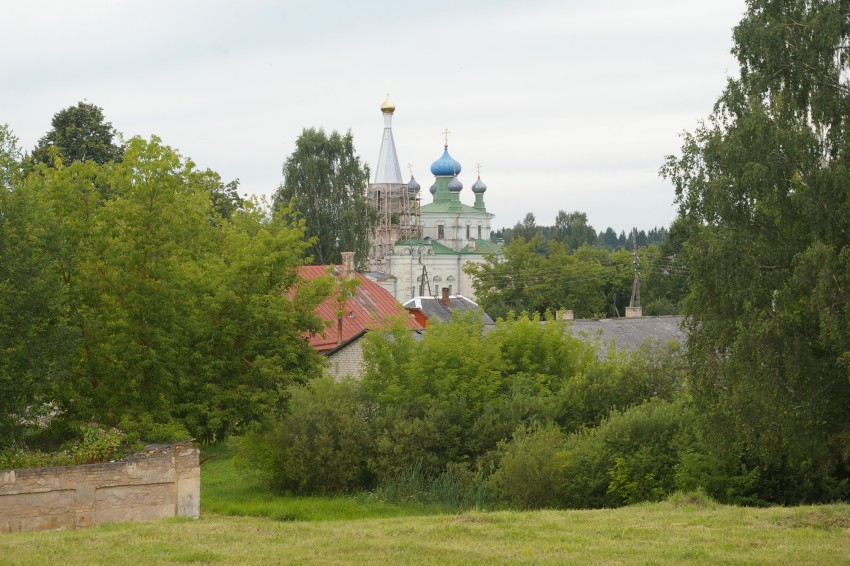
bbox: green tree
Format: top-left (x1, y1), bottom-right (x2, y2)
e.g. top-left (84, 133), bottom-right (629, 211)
top-left (0, 129), bottom-right (76, 445)
top-left (273, 128), bottom-right (377, 268)
top-left (662, 0), bottom-right (850, 503)
top-left (4, 135), bottom-right (329, 444)
top-left (642, 216), bottom-right (693, 315)
top-left (31, 101), bottom-right (123, 167)
top-left (0, 125), bottom-right (21, 188)
top-left (553, 210), bottom-right (597, 252)
top-left (465, 235), bottom-right (545, 318)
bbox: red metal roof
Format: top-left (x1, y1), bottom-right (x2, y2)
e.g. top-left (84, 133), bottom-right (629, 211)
top-left (299, 265), bottom-right (423, 353)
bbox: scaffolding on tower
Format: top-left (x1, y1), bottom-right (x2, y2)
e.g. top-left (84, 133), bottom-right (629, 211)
top-left (367, 179), bottom-right (422, 272)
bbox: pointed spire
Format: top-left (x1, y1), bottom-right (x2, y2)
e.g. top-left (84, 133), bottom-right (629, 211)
top-left (374, 95), bottom-right (403, 184)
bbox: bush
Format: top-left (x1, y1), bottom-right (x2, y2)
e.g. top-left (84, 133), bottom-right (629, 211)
top-left (674, 450), bottom-right (764, 506)
top-left (548, 341), bottom-right (686, 434)
top-left (489, 422), bottom-right (568, 509)
top-left (559, 397), bottom-right (695, 508)
top-left (236, 377), bottom-right (373, 494)
top-left (0, 422), bottom-right (129, 469)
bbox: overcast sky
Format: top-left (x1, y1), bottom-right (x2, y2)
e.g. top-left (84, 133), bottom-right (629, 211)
top-left (2, 0), bottom-right (746, 233)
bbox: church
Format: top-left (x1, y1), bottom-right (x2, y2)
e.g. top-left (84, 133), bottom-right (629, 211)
top-left (365, 96), bottom-right (501, 302)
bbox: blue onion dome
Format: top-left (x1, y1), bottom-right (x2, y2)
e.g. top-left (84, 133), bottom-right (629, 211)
top-left (471, 176), bottom-right (487, 194)
top-left (448, 175), bottom-right (463, 193)
top-left (430, 147), bottom-right (462, 176)
top-left (407, 176), bottom-right (421, 193)
top-left (429, 182), bottom-right (437, 195)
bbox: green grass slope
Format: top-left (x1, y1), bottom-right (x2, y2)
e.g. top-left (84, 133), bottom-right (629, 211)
top-left (2, 444), bottom-right (847, 564)
top-left (1, 501), bottom-right (848, 565)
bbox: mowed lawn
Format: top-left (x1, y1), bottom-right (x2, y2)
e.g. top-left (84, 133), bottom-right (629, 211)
top-left (1, 500), bottom-right (849, 565)
top-left (2, 446), bottom-right (848, 564)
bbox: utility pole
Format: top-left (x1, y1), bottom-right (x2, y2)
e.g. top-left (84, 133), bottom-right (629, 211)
top-left (627, 227), bottom-right (642, 318)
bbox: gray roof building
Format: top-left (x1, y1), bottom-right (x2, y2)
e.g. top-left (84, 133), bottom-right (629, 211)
top-left (566, 315), bottom-right (686, 351)
top-left (403, 289), bottom-right (495, 326)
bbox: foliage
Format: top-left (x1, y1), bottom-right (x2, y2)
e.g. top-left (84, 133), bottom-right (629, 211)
top-left (376, 460), bottom-right (493, 509)
top-left (558, 398), bottom-right (696, 508)
top-left (0, 140), bottom-right (76, 445)
top-left (0, 423), bottom-right (129, 469)
top-left (0, 124), bottom-right (21, 188)
top-left (465, 235), bottom-right (662, 319)
top-left (30, 101), bottom-right (123, 167)
top-left (489, 422), bottom-right (568, 509)
top-left (236, 377), bottom-right (373, 495)
top-left (493, 209), bottom-right (669, 252)
top-left (204, 443), bottom-right (446, 522)
top-left (673, 450), bottom-right (764, 506)
top-left (272, 128), bottom-right (377, 268)
top-left (641, 215), bottom-right (694, 315)
top-left (548, 340), bottom-right (686, 434)
top-left (0, 135), bottom-right (329, 447)
top-left (662, 0), bottom-right (850, 503)
top-left (192, 169), bottom-right (245, 221)
top-left (241, 312), bottom-right (690, 503)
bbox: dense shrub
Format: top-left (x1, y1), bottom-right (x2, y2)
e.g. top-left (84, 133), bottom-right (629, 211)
top-left (0, 423), bottom-right (130, 469)
top-left (489, 422), bottom-right (568, 509)
top-left (239, 314), bottom-right (693, 505)
top-left (559, 397), bottom-right (695, 508)
top-left (548, 341), bottom-right (686, 434)
top-left (236, 377), bottom-right (373, 494)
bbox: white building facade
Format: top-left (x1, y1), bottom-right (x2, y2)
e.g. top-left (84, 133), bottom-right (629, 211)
top-left (365, 98), bottom-right (501, 302)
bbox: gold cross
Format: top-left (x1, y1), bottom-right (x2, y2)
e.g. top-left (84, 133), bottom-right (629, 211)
top-left (442, 128), bottom-right (451, 148)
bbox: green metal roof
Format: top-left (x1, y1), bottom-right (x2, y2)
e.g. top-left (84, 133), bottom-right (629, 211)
top-left (462, 239), bottom-right (503, 254)
top-left (393, 238), bottom-right (502, 256)
top-left (420, 201), bottom-right (484, 215)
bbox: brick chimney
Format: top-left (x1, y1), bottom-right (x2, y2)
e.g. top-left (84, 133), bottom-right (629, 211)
top-left (340, 251), bottom-right (355, 278)
top-left (441, 287), bottom-right (450, 307)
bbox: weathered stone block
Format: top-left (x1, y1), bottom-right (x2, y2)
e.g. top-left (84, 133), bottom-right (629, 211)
top-left (0, 442), bottom-right (200, 533)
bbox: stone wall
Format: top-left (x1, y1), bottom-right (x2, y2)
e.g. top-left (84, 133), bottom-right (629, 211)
top-left (0, 442), bottom-right (199, 533)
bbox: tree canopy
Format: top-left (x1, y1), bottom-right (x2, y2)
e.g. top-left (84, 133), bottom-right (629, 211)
top-left (1, 132), bottom-right (331, 445)
top-left (662, 0), bottom-right (850, 502)
top-left (30, 101), bottom-right (123, 167)
top-left (273, 128), bottom-right (377, 268)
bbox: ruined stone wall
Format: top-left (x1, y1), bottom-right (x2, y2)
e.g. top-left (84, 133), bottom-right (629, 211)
top-left (0, 442), bottom-right (199, 533)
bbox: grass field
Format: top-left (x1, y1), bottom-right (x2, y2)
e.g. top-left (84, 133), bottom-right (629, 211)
top-left (2, 498), bottom-right (848, 564)
top-left (200, 442), bottom-right (454, 521)
top-left (1, 445), bottom-right (848, 565)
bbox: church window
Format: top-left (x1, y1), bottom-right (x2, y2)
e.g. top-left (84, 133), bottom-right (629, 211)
top-left (446, 275), bottom-right (455, 295)
top-left (466, 224), bottom-right (470, 239)
top-left (478, 225), bottom-right (482, 239)
top-left (437, 224), bottom-right (445, 239)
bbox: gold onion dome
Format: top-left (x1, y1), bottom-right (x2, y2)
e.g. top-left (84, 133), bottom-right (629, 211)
top-left (380, 95), bottom-right (396, 114)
